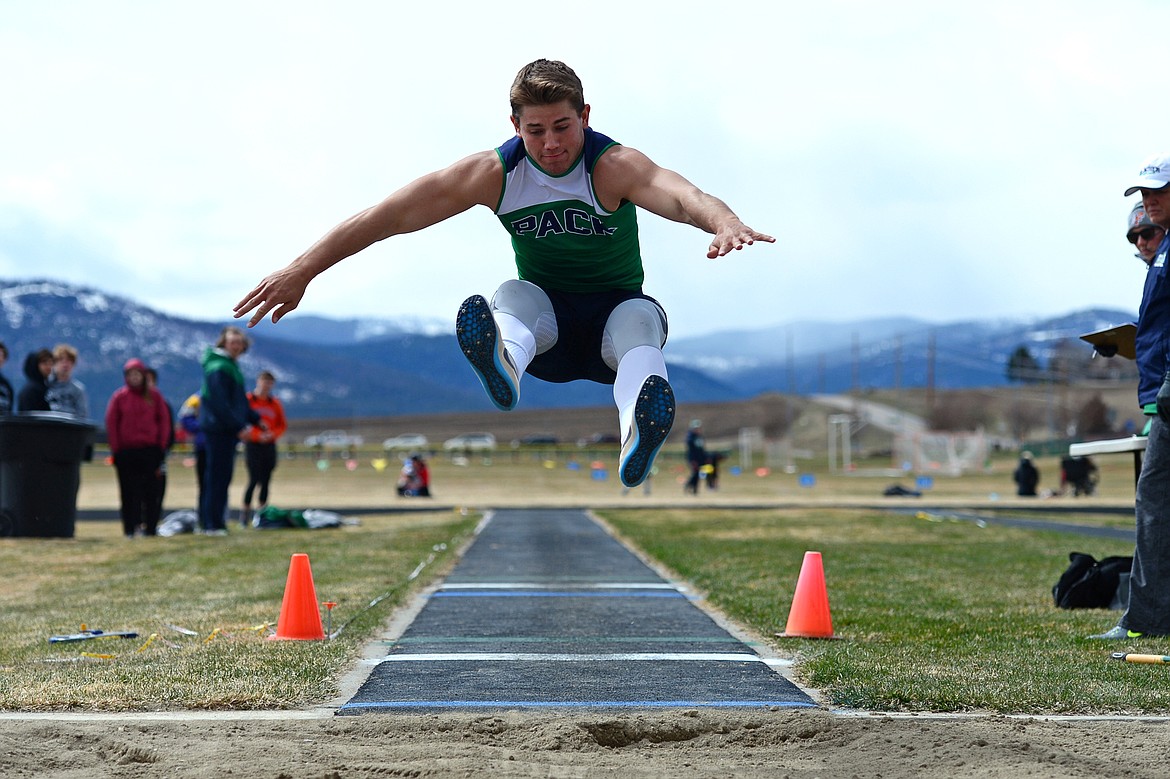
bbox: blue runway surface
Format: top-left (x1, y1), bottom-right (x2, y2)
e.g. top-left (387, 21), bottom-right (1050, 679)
top-left (339, 508), bottom-right (816, 713)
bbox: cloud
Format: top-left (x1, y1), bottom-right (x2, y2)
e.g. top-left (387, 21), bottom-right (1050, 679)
top-left (0, 1), bottom-right (1163, 337)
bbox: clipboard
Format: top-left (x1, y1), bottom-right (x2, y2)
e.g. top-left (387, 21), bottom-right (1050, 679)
top-left (1080, 323), bottom-right (1137, 360)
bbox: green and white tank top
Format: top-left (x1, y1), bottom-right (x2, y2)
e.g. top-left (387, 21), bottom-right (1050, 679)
top-left (494, 128), bottom-right (643, 292)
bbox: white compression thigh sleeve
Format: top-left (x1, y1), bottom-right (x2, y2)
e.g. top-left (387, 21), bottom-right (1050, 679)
top-left (494, 312), bottom-right (536, 376)
top-left (613, 345), bottom-right (669, 433)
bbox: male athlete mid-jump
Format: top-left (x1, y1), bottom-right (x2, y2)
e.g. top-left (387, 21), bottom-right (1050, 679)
top-left (235, 59), bottom-right (774, 488)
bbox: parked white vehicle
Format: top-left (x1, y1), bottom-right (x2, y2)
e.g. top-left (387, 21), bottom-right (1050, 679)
top-left (304, 430), bottom-right (363, 449)
top-left (443, 432), bottom-right (497, 452)
top-left (383, 433), bottom-right (429, 451)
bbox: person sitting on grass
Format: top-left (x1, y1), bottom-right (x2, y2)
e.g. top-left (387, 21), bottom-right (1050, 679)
top-left (396, 454), bottom-right (431, 497)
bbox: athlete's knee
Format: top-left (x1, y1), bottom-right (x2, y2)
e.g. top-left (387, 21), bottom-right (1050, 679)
top-left (490, 280), bottom-right (557, 352)
top-left (602, 299), bottom-right (668, 367)
top-left (490, 280), bottom-right (551, 325)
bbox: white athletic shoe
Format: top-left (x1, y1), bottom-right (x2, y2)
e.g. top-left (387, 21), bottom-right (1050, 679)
top-left (1087, 625), bottom-right (1144, 640)
top-left (456, 295), bottom-right (520, 411)
top-left (619, 375), bottom-right (675, 488)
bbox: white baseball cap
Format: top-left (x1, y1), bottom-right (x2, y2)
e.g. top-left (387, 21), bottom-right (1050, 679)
top-left (1124, 152), bottom-right (1170, 196)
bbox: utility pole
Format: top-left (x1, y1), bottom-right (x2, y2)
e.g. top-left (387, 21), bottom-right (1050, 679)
top-left (894, 334), bottom-right (903, 394)
top-left (786, 329), bottom-right (795, 396)
top-left (851, 331), bottom-right (860, 395)
top-left (926, 331), bottom-right (936, 412)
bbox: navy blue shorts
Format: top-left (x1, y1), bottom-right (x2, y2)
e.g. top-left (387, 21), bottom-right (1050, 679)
top-left (526, 288), bottom-right (667, 385)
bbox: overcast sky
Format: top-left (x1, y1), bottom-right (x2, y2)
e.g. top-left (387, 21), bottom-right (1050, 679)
top-left (2, 1), bottom-right (1166, 340)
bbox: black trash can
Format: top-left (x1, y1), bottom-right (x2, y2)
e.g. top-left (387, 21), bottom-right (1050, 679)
top-left (0, 412), bottom-right (97, 538)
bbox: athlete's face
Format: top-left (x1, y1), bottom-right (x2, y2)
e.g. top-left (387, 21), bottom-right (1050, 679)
top-left (511, 100), bottom-right (590, 176)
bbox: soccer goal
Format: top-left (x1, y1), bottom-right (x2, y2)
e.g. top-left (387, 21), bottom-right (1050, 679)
top-left (895, 430), bottom-right (989, 476)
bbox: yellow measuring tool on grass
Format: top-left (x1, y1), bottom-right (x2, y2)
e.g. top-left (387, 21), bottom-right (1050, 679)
top-left (1111, 652), bottom-right (1170, 664)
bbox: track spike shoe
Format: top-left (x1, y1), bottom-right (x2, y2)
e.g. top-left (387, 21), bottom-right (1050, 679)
top-left (456, 295), bottom-right (519, 411)
top-left (619, 375), bottom-right (675, 488)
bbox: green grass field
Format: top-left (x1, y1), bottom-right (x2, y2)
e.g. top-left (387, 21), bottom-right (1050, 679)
top-left (601, 507), bottom-right (1159, 714)
top-left (0, 451), bottom-right (1157, 714)
top-left (0, 511), bottom-right (477, 710)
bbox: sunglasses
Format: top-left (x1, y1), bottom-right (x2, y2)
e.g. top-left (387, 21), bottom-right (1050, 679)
top-left (1129, 227), bottom-right (1164, 244)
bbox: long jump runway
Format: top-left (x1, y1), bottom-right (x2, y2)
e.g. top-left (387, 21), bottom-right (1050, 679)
top-left (338, 508), bottom-right (816, 713)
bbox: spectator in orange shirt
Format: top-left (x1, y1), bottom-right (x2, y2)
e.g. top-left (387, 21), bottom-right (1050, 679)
top-left (240, 370), bottom-right (287, 526)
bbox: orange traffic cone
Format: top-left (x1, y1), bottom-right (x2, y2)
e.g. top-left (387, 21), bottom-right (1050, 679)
top-left (778, 551), bottom-right (838, 639)
top-left (269, 553), bottom-right (325, 640)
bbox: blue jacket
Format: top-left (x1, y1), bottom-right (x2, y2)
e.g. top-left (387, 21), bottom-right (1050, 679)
top-left (198, 347), bottom-right (259, 435)
top-left (1136, 235), bottom-right (1170, 406)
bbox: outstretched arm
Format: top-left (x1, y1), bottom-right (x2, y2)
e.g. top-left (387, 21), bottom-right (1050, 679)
top-left (596, 146), bottom-right (775, 259)
top-left (234, 151), bottom-right (502, 326)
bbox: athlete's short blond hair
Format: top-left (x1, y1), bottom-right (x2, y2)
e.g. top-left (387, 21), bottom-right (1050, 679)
top-left (509, 59), bottom-right (585, 118)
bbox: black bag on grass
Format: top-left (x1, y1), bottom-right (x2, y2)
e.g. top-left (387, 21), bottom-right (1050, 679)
top-left (1052, 552), bottom-right (1132, 609)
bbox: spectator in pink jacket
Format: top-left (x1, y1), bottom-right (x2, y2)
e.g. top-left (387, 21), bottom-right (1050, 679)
top-left (105, 358), bottom-right (170, 537)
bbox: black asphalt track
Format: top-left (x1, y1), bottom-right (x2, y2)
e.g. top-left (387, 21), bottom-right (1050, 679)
top-left (339, 508), bottom-right (816, 713)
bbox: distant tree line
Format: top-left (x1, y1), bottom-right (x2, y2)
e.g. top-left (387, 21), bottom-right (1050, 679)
top-left (907, 343), bottom-right (1137, 438)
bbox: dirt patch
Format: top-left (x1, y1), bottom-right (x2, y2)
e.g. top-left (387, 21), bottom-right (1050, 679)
top-left (1, 709), bottom-right (1163, 778)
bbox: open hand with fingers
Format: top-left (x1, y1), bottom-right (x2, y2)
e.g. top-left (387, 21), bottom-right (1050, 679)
top-left (707, 223), bottom-right (775, 259)
top-left (234, 267), bottom-right (312, 327)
